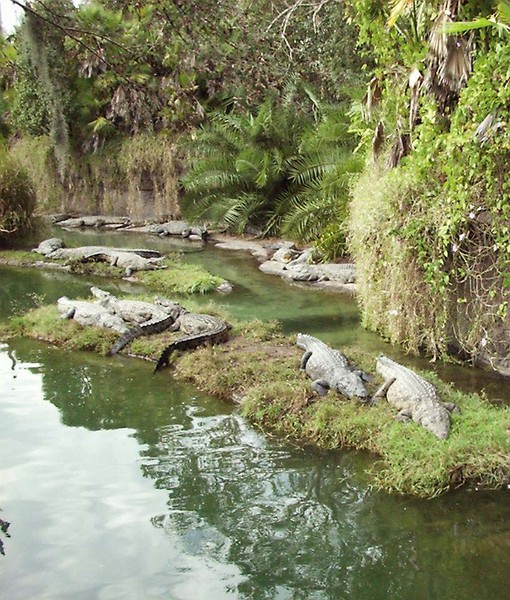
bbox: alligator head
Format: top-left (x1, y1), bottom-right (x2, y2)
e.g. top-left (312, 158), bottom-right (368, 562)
top-left (333, 372), bottom-right (369, 402)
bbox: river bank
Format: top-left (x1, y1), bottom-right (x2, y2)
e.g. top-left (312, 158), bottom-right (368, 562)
top-left (1, 292), bottom-right (508, 499)
top-left (0, 248), bottom-right (228, 295)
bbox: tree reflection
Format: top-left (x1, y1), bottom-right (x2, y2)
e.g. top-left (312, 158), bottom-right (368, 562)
top-left (8, 339), bottom-right (510, 599)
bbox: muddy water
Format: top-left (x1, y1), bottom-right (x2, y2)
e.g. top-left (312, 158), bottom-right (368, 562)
top-left (0, 229), bottom-right (508, 599)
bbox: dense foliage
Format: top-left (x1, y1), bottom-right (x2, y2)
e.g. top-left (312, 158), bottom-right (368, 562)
top-left (182, 92), bottom-right (361, 244)
top-left (0, 148), bottom-right (36, 246)
top-left (1, 0), bottom-right (509, 367)
top-left (348, 0), bottom-right (510, 368)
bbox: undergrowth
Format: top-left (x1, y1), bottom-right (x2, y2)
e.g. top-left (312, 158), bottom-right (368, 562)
top-left (349, 44), bottom-right (510, 370)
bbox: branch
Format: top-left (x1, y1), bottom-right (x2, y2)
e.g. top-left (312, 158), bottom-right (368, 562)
top-left (8, 0), bottom-right (139, 87)
top-left (266, 0), bottom-right (334, 56)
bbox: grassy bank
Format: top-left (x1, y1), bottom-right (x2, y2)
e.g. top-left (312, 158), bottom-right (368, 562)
top-left (1, 298), bottom-right (508, 498)
top-left (0, 250), bottom-right (226, 295)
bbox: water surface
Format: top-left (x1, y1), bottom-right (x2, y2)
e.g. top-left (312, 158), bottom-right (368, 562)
top-left (1, 229), bottom-right (509, 599)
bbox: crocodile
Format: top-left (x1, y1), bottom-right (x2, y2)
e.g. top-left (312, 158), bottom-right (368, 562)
top-left (154, 312), bottom-right (231, 372)
top-left (90, 287), bottom-right (179, 324)
top-left (34, 239), bottom-right (162, 260)
top-left (296, 333), bottom-right (369, 401)
top-left (77, 251), bottom-right (165, 276)
top-left (108, 311), bottom-right (180, 356)
top-left (87, 288), bottom-right (183, 355)
top-left (57, 296), bottom-right (128, 333)
top-left (375, 355), bottom-right (455, 439)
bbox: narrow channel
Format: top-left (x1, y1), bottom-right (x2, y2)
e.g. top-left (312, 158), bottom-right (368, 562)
top-left (1, 227), bottom-right (508, 599)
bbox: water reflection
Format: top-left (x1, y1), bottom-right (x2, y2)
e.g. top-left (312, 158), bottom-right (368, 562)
top-left (2, 339), bottom-right (508, 599)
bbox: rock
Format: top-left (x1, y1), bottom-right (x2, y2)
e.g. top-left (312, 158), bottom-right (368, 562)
top-left (271, 247), bottom-right (301, 263)
top-left (188, 234), bottom-right (205, 242)
top-left (216, 282), bottom-right (234, 294)
top-left (33, 238), bottom-right (65, 256)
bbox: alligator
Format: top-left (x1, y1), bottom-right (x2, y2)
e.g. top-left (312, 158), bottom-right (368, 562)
top-left (108, 312), bottom-right (180, 356)
top-left (90, 287), bottom-right (179, 324)
top-left (87, 288), bottom-right (183, 355)
top-left (375, 355), bottom-right (455, 439)
top-left (77, 251), bottom-right (165, 276)
top-left (34, 239), bottom-right (162, 260)
top-left (154, 312), bottom-right (231, 372)
top-left (296, 333), bottom-right (369, 401)
top-left (57, 296), bottom-right (128, 333)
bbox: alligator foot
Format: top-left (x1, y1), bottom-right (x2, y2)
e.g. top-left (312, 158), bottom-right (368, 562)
top-left (369, 377), bottom-right (396, 406)
top-left (396, 409), bottom-right (413, 423)
top-left (311, 379), bottom-right (330, 396)
top-left (443, 402), bottom-right (461, 414)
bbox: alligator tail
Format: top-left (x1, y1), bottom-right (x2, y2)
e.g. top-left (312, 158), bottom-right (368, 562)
top-left (153, 325), bottom-right (230, 374)
top-left (108, 326), bottom-right (142, 356)
top-left (153, 344), bottom-right (176, 373)
top-left (109, 314), bottom-right (176, 356)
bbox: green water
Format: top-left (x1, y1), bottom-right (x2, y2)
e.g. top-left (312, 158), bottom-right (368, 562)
top-left (1, 229), bottom-right (509, 599)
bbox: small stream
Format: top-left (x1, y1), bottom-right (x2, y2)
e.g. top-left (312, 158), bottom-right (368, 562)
top-left (0, 227), bottom-right (509, 599)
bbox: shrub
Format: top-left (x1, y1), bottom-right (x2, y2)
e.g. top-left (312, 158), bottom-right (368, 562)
top-left (0, 150), bottom-right (36, 247)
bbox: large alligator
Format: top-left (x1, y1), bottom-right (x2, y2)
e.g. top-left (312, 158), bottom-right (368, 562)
top-left (154, 312), bottom-right (231, 372)
top-left (34, 238), bottom-right (162, 259)
top-left (57, 296), bottom-right (128, 333)
top-left (108, 312), bottom-right (179, 356)
top-left (77, 251), bottom-right (165, 276)
top-left (296, 333), bottom-right (369, 401)
top-left (375, 355), bottom-right (455, 439)
top-left (88, 288), bottom-right (183, 355)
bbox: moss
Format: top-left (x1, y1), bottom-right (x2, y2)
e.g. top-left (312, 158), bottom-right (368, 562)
top-left (174, 333), bottom-right (510, 498)
top-left (10, 133), bottom-right (180, 219)
top-left (2, 297), bottom-right (509, 498)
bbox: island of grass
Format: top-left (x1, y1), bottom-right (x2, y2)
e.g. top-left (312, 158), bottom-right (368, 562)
top-left (1, 295), bottom-right (508, 499)
top-left (0, 249), bottom-right (226, 295)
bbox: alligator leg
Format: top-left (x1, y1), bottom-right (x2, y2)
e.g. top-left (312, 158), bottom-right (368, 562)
top-left (300, 351), bottom-right (312, 370)
top-left (396, 409), bottom-right (413, 423)
top-left (311, 379), bottom-right (330, 396)
top-left (443, 402), bottom-right (461, 414)
top-left (354, 369), bottom-right (371, 383)
top-left (369, 377), bottom-right (396, 406)
top-left (63, 307), bottom-right (76, 320)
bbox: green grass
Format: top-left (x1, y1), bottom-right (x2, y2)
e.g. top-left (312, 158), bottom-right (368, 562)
top-left (0, 250), bottom-right (66, 265)
top-left (174, 333), bottom-right (510, 498)
top-left (137, 257), bottom-right (225, 294)
top-left (0, 250), bottom-right (226, 295)
top-left (2, 295), bottom-right (508, 498)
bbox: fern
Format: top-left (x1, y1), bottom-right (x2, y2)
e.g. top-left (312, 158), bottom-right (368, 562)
top-left (181, 94), bottom-right (361, 249)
